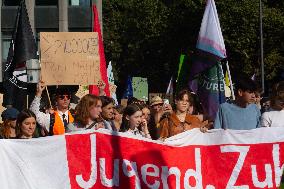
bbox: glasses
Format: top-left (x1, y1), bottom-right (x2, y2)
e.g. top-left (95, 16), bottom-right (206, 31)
top-left (58, 95), bottom-right (71, 100)
top-left (152, 103), bottom-right (163, 107)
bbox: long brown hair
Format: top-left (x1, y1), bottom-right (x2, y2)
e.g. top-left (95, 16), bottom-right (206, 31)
top-left (120, 103), bottom-right (142, 132)
top-left (75, 94), bottom-right (101, 126)
top-left (16, 110), bottom-right (37, 138)
top-left (271, 81), bottom-right (284, 110)
top-left (0, 120), bottom-right (15, 139)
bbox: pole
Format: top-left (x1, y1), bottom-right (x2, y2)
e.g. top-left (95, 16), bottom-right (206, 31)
top-left (259, 0), bottom-right (265, 93)
top-left (25, 0), bottom-right (35, 35)
top-left (0, 0), bottom-right (2, 82)
top-left (59, 0), bottom-right (68, 32)
top-left (26, 95), bottom-right (29, 109)
top-left (92, 0), bottom-right (103, 37)
top-left (226, 61), bottom-right (235, 100)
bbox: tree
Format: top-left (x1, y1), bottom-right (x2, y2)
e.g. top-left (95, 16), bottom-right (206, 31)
top-left (102, 0), bottom-right (284, 97)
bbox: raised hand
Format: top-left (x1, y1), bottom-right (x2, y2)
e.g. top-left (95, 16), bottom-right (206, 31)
top-left (36, 81), bottom-right (46, 97)
top-left (140, 118), bottom-right (149, 133)
top-left (97, 80), bottom-right (106, 96)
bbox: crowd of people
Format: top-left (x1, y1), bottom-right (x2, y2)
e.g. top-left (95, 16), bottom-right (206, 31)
top-left (0, 76), bottom-right (283, 140)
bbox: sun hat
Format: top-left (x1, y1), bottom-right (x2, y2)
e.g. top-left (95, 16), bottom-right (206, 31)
top-left (150, 96), bottom-right (163, 106)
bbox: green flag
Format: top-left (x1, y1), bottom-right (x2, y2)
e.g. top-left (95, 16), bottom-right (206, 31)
top-left (177, 54), bottom-right (185, 81)
top-left (176, 54), bottom-right (191, 92)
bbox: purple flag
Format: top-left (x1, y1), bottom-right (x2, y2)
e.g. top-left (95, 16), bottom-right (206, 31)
top-left (189, 0), bottom-right (226, 119)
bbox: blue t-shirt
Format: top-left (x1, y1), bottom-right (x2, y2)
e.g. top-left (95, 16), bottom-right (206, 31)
top-left (214, 102), bottom-right (261, 130)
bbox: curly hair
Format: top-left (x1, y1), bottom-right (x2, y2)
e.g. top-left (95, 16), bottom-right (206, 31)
top-left (75, 94), bottom-right (101, 126)
top-left (0, 120), bottom-right (15, 139)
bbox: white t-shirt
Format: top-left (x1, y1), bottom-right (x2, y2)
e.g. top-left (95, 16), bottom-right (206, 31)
top-left (261, 110), bottom-right (284, 127)
top-left (125, 128), bottom-right (151, 139)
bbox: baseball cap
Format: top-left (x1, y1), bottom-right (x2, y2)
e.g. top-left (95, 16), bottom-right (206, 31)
top-left (1, 108), bottom-right (20, 120)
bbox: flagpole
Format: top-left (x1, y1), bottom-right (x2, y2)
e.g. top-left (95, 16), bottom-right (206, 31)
top-left (45, 86), bottom-right (53, 109)
top-left (26, 95), bottom-right (29, 109)
top-left (226, 61), bottom-right (235, 100)
top-left (259, 0), bottom-right (265, 93)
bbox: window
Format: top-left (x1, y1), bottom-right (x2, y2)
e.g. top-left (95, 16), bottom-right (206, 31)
top-left (68, 28), bottom-right (92, 32)
top-left (1, 32), bottom-right (13, 62)
top-left (36, 0), bottom-right (58, 6)
top-left (3, 0), bottom-right (21, 6)
top-left (69, 0), bottom-right (91, 6)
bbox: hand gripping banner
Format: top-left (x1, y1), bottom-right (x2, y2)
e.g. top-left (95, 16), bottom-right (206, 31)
top-left (0, 128), bottom-right (284, 189)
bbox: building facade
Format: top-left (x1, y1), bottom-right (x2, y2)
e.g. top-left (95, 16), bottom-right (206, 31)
top-left (0, 0), bottom-right (101, 82)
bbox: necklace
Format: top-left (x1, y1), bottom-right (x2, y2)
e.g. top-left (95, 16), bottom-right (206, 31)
top-left (176, 112), bottom-right (186, 122)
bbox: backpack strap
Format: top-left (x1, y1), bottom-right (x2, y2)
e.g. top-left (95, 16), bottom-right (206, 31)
top-left (85, 122), bottom-right (97, 130)
top-left (49, 113), bottom-right (55, 136)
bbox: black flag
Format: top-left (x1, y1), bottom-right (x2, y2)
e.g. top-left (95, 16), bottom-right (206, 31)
top-left (3, 0), bottom-right (37, 111)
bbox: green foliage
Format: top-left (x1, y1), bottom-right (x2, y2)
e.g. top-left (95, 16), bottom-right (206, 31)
top-left (102, 0), bottom-right (284, 96)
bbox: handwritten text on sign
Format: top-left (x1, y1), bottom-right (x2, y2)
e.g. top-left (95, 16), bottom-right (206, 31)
top-left (40, 32), bottom-right (101, 85)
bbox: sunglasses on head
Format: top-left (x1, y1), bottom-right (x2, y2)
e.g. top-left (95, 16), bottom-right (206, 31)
top-left (57, 95), bottom-right (71, 100)
top-left (152, 103), bottom-right (164, 107)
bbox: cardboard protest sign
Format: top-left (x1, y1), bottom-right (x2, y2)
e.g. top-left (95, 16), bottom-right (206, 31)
top-left (132, 77), bottom-right (148, 101)
top-left (75, 85), bottom-right (89, 99)
top-left (40, 32), bottom-right (101, 85)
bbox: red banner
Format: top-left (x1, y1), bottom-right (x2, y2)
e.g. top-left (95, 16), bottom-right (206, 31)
top-left (66, 131), bottom-right (284, 189)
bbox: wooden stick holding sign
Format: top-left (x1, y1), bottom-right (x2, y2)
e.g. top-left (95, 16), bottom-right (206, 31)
top-left (45, 86), bottom-right (53, 109)
top-left (26, 95), bottom-right (29, 109)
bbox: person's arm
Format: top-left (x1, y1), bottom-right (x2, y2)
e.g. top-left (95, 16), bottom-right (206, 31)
top-left (29, 81), bottom-right (51, 131)
top-left (153, 104), bottom-right (172, 124)
top-left (158, 118), bottom-right (169, 140)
